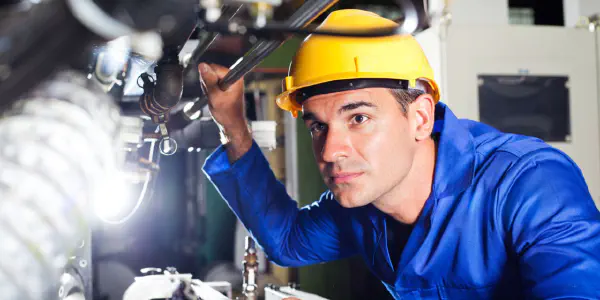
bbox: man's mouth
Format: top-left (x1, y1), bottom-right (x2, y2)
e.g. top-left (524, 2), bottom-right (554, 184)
top-left (330, 172), bottom-right (364, 184)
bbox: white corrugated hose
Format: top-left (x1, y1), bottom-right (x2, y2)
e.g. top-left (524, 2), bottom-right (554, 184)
top-left (0, 71), bottom-right (123, 299)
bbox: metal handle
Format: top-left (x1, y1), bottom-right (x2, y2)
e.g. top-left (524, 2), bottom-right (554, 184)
top-left (217, 0), bottom-right (339, 91)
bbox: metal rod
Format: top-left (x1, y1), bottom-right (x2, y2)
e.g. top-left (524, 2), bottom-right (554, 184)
top-left (184, 4), bottom-right (243, 74)
top-left (218, 0), bottom-right (339, 91)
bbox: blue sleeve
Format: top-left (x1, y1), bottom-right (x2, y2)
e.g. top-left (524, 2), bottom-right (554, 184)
top-left (202, 141), bottom-right (357, 267)
top-left (501, 150), bottom-right (600, 299)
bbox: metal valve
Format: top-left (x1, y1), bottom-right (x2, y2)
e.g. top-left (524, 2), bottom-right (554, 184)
top-left (138, 48), bottom-right (184, 155)
top-left (242, 236), bottom-right (259, 300)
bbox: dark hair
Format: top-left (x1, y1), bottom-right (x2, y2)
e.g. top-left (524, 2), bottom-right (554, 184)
top-left (388, 88), bottom-right (425, 114)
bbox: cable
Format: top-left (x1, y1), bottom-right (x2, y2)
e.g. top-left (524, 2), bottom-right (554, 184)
top-left (65, 0), bottom-right (134, 39)
top-left (96, 135), bottom-right (158, 225)
top-left (200, 20), bottom-right (405, 41)
top-left (66, 0), bottom-right (163, 61)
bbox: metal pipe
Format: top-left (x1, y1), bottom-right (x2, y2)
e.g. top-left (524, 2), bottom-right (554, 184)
top-left (242, 236), bottom-right (258, 300)
top-left (184, 4), bottom-right (244, 74)
top-left (153, 56), bottom-right (184, 113)
top-left (217, 0), bottom-right (338, 91)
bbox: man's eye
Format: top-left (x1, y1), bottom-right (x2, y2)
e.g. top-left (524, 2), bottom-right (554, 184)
top-left (310, 123), bottom-right (326, 133)
top-left (351, 114), bottom-right (369, 124)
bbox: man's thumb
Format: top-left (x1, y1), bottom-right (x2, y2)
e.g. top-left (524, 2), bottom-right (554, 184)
top-left (198, 63), bottom-right (219, 87)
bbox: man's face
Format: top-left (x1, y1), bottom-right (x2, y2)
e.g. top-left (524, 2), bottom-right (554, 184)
top-left (301, 88), bottom-right (421, 208)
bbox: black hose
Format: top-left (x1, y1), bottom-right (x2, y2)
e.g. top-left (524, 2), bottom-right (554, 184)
top-left (202, 21), bottom-right (402, 39)
top-left (0, 0), bottom-right (98, 112)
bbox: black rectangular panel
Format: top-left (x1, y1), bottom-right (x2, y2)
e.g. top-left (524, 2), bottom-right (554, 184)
top-left (478, 75), bottom-right (571, 142)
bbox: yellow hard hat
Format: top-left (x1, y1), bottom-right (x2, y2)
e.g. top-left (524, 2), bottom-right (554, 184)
top-left (275, 9), bottom-right (440, 117)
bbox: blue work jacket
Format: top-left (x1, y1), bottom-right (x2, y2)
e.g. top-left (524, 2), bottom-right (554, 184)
top-left (203, 102), bottom-right (600, 299)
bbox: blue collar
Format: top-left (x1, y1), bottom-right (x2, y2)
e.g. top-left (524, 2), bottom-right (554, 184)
top-left (368, 102), bottom-right (476, 223)
top-left (431, 102), bottom-right (476, 199)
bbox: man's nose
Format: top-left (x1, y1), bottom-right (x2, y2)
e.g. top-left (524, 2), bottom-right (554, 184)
top-left (321, 128), bottom-right (351, 163)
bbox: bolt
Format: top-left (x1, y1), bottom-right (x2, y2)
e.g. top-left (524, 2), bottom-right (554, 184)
top-left (58, 286), bottom-right (65, 297)
top-left (228, 22), bottom-right (239, 33)
top-left (79, 259), bottom-right (88, 268)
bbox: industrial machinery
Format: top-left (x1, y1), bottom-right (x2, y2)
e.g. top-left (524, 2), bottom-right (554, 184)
top-left (123, 267), bottom-right (231, 300)
top-left (0, 0), bottom-right (434, 299)
top-left (415, 8), bottom-right (600, 208)
top-left (13, 0), bottom-right (600, 299)
top-left (242, 237), bottom-right (259, 300)
top-left (265, 285), bottom-right (329, 300)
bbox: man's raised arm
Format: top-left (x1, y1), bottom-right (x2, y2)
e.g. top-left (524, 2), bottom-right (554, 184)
top-left (199, 63), bottom-right (356, 266)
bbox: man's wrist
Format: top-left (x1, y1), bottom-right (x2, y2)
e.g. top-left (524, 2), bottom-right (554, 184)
top-left (219, 122), bottom-right (250, 144)
top-left (221, 124), bottom-right (253, 163)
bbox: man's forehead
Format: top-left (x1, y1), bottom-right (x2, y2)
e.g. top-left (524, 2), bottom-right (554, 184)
top-left (301, 88), bottom-right (388, 109)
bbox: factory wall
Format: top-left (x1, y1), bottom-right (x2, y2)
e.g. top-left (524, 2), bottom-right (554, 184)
top-left (416, 1), bottom-right (600, 208)
top-left (564, 0), bottom-right (600, 27)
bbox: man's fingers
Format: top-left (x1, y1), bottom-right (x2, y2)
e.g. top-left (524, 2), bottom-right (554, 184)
top-left (208, 63), bottom-right (231, 77)
top-left (198, 63), bottom-right (219, 88)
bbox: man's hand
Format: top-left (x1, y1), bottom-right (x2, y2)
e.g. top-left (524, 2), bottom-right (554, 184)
top-left (198, 63), bottom-right (253, 162)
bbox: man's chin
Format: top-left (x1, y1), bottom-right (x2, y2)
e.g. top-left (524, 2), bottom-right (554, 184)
top-left (331, 189), bottom-right (370, 208)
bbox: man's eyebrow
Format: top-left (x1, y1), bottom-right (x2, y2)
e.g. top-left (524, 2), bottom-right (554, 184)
top-left (338, 101), bottom-right (376, 114)
top-left (302, 101), bottom-right (376, 121)
top-left (302, 112), bottom-right (318, 122)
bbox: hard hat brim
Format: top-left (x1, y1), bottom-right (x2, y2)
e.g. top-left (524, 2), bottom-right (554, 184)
top-left (276, 75), bottom-right (440, 117)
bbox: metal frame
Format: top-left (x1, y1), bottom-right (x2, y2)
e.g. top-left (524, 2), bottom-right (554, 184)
top-left (218, 0), bottom-right (339, 90)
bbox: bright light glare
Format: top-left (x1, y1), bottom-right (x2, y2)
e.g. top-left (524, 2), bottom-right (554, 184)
top-left (396, 0), bottom-right (419, 34)
top-left (107, 36), bottom-right (130, 55)
top-left (104, 41), bottom-right (130, 74)
top-left (230, 57), bottom-right (244, 70)
top-left (95, 36), bottom-right (131, 84)
top-left (94, 173), bottom-right (131, 220)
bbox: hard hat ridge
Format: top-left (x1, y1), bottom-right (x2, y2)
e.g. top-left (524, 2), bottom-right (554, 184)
top-left (275, 9), bottom-right (440, 117)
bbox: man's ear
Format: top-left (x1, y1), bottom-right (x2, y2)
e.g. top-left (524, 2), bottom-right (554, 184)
top-left (411, 93), bottom-right (435, 141)
top-left (415, 79), bottom-right (434, 95)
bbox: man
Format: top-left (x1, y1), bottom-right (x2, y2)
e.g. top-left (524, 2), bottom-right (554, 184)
top-left (199, 9), bottom-right (600, 299)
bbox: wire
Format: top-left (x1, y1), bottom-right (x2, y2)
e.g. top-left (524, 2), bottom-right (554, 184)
top-left (137, 73), bottom-right (155, 89)
top-left (97, 135), bottom-right (158, 225)
top-left (201, 21), bottom-right (406, 39)
top-left (65, 0), bottom-right (134, 40)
